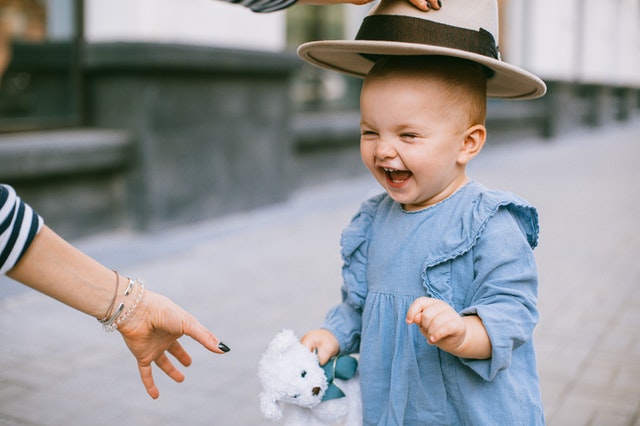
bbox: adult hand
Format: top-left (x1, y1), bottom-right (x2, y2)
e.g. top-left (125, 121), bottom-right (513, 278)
top-left (117, 290), bottom-right (229, 399)
top-left (297, 0), bottom-right (442, 10)
top-left (408, 0), bottom-right (441, 11)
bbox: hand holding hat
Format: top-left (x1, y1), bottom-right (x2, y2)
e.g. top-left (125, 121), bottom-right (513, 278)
top-left (298, 0), bottom-right (442, 11)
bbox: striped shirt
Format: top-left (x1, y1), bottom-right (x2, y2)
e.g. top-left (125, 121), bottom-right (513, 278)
top-left (231, 0), bottom-right (297, 13)
top-left (0, 184), bottom-right (43, 275)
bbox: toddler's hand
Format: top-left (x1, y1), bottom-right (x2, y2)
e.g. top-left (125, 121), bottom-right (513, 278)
top-left (406, 297), bottom-right (467, 354)
top-left (406, 297), bottom-right (492, 359)
top-left (300, 329), bottom-right (340, 365)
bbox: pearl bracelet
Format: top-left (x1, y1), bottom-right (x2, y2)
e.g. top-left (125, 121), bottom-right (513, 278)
top-left (98, 278), bottom-right (145, 332)
top-left (115, 279), bottom-right (145, 330)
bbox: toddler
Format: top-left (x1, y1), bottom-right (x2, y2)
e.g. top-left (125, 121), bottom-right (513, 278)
top-left (301, 54), bottom-right (545, 425)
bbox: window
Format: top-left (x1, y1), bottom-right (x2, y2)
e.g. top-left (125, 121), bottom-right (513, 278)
top-left (286, 4), bottom-right (361, 112)
top-left (0, 0), bottom-right (81, 132)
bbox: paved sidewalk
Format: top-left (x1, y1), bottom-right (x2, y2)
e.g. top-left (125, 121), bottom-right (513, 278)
top-left (1, 117), bottom-right (639, 425)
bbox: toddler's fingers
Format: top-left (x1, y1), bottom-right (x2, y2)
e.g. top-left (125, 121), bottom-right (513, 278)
top-left (299, 334), bottom-right (317, 352)
top-left (315, 347), bottom-right (335, 366)
top-left (406, 296), bottom-right (432, 324)
top-left (300, 339), bottom-right (330, 365)
top-left (425, 322), bottom-right (448, 344)
top-left (407, 312), bottom-right (423, 327)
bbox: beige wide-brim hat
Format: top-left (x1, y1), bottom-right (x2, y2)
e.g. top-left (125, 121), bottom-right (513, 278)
top-left (298, 0), bottom-right (546, 100)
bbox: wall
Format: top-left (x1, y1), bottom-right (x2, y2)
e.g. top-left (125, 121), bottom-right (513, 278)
top-left (500, 0), bottom-right (640, 133)
top-left (84, 42), bottom-right (300, 232)
top-left (84, 0), bottom-right (286, 52)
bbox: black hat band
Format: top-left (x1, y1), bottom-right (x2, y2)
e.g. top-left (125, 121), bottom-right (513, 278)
top-left (355, 14), bottom-right (499, 60)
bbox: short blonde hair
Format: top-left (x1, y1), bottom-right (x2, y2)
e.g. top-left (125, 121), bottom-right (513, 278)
top-left (365, 55), bottom-right (488, 128)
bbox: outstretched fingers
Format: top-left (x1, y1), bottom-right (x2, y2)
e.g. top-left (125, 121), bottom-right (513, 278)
top-left (138, 363), bottom-right (160, 399)
top-left (166, 340), bottom-right (192, 368)
top-left (182, 316), bottom-right (229, 354)
top-left (136, 343), bottom-right (193, 398)
top-left (154, 352), bottom-right (185, 383)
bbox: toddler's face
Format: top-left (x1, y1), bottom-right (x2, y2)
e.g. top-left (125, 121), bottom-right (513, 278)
top-left (359, 72), bottom-right (471, 211)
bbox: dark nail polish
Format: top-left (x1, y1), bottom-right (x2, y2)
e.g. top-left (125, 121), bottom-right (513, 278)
top-left (218, 342), bottom-right (230, 353)
top-left (437, 0), bottom-right (442, 7)
top-left (425, 2), bottom-right (430, 9)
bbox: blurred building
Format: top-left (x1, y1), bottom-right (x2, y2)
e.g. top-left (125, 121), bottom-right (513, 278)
top-left (0, 0), bottom-right (638, 239)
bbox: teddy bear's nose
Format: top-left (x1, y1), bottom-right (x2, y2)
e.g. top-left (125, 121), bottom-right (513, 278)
top-left (312, 387), bottom-right (321, 396)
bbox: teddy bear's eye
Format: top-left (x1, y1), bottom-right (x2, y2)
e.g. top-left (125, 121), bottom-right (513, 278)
top-left (301, 370), bottom-right (307, 378)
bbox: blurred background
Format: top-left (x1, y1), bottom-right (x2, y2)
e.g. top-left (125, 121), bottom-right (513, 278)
top-left (0, 0), bottom-right (637, 240)
top-left (0, 0), bottom-right (639, 425)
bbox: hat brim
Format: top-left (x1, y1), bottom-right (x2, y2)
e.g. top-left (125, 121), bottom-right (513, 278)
top-left (298, 40), bottom-right (547, 100)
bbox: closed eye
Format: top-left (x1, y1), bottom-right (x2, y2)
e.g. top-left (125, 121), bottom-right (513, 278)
top-left (400, 133), bottom-right (419, 139)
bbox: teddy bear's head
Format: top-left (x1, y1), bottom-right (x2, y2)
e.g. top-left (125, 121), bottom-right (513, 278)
top-left (258, 329), bottom-right (329, 421)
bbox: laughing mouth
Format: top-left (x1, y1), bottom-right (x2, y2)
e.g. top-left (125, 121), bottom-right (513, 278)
top-left (384, 168), bottom-right (412, 183)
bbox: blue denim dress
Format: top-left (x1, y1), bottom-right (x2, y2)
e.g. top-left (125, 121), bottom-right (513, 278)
top-left (323, 181), bottom-right (545, 425)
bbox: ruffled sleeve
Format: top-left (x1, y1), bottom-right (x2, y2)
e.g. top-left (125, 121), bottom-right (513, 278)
top-left (458, 200), bottom-right (539, 381)
top-left (322, 194), bottom-right (384, 354)
top-left (421, 185), bottom-right (538, 269)
top-left (418, 183), bottom-right (540, 381)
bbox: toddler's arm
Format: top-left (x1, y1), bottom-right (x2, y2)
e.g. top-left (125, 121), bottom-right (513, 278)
top-left (300, 329), bottom-right (340, 365)
top-left (406, 297), bottom-right (491, 359)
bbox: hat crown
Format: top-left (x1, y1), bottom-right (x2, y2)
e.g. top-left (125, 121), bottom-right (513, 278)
top-left (296, 0), bottom-right (546, 99)
top-left (370, 0), bottom-right (499, 41)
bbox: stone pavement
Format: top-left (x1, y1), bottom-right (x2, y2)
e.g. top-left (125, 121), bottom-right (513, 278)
top-left (1, 116), bottom-right (639, 425)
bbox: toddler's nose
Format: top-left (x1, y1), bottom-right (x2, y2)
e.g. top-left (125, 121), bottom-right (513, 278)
top-left (312, 387), bottom-right (321, 396)
top-left (374, 139), bottom-right (397, 160)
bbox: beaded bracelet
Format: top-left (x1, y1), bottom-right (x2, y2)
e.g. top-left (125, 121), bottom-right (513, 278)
top-left (98, 278), bottom-right (145, 332)
top-left (115, 279), bottom-right (145, 330)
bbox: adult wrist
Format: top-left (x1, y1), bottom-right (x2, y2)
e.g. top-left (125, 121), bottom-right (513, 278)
top-left (97, 275), bottom-right (146, 332)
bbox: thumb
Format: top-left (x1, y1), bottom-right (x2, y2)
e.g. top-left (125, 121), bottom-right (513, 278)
top-left (300, 335), bottom-right (329, 365)
top-left (315, 347), bottom-right (333, 366)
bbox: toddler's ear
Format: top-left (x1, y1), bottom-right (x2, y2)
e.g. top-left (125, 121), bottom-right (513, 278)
top-left (458, 124), bottom-right (486, 165)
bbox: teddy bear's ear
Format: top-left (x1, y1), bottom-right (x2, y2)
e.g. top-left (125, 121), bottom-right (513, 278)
top-left (260, 392), bottom-right (283, 421)
top-left (267, 329), bottom-right (298, 355)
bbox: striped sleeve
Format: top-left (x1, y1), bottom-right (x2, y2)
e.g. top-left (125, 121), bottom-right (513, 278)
top-left (227, 0), bottom-right (297, 13)
top-left (0, 184), bottom-right (44, 275)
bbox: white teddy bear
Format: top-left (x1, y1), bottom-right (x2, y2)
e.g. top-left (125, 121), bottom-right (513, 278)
top-left (258, 329), bottom-right (362, 426)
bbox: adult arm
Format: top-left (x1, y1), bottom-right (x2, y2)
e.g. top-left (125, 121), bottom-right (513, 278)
top-left (6, 226), bottom-right (229, 398)
top-left (239, 0), bottom-right (441, 13)
top-left (297, 0), bottom-right (441, 8)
